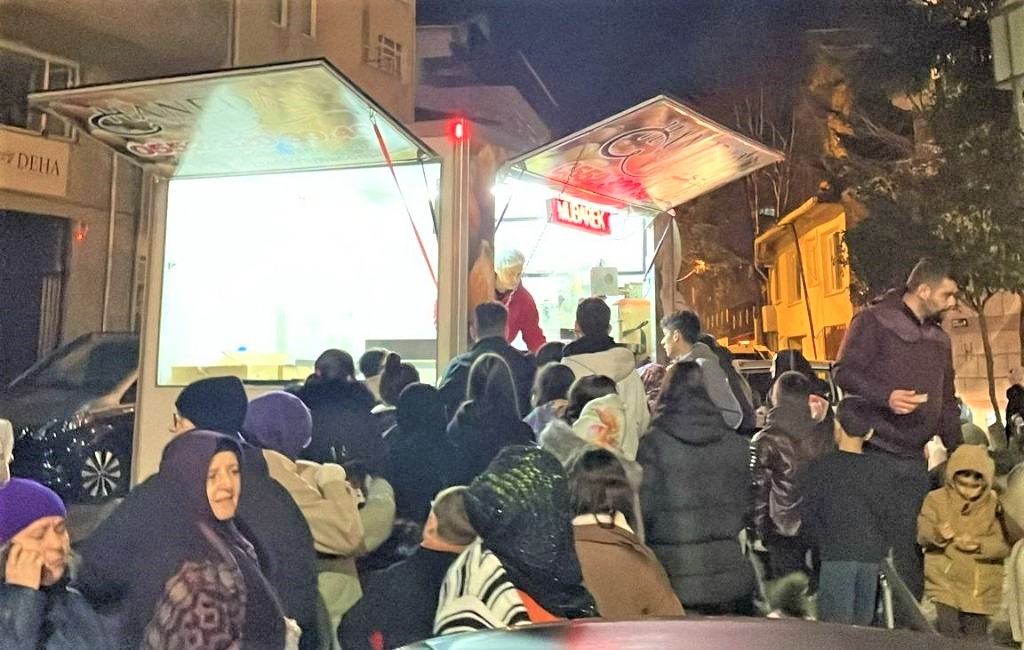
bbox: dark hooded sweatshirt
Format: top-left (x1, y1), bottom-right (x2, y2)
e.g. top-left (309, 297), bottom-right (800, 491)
top-left (437, 336), bottom-right (537, 421)
top-left (638, 392), bottom-right (755, 607)
top-left (834, 289), bottom-right (962, 458)
top-left (750, 393), bottom-right (834, 539)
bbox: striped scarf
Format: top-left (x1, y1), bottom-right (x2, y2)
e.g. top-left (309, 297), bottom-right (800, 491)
top-left (434, 541), bottom-right (530, 635)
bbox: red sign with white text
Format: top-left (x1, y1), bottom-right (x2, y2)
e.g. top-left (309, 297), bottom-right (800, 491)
top-left (547, 198), bottom-right (612, 236)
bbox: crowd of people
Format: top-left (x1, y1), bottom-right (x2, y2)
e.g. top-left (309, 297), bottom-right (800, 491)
top-left (8, 257), bottom-right (1024, 648)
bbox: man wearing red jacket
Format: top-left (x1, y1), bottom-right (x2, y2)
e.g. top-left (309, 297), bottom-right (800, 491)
top-left (495, 249), bottom-right (546, 353)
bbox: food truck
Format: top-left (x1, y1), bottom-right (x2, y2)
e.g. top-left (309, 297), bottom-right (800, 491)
top-left (30, 66), bottom-right (782, 487)
top-left (30, 60), bottom-right (446, 481)
top-left (489, 95), bottom-right (784, 361)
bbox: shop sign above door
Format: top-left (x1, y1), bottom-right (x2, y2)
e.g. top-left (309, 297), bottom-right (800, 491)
top-left (547, 197), bottom-right (611, 236)
top-left (0, 128), bottom-right (70, 198)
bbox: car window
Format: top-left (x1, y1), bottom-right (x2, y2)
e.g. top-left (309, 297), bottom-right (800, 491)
top-left (20, 339), bottom-right (138, 392)
top-left (120, 381), bottom-right (137, 404)
top-left (744, 370), bottom-right (773, 409)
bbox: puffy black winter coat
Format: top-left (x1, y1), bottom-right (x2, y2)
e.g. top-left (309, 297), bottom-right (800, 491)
top-left (296, 378), bottom-right (386, 471)
top-left (638, 397), bottom-right (755, 607)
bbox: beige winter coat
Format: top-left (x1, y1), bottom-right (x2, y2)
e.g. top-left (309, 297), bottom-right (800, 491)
top-left (918, 444), bottom-right (1010, 615)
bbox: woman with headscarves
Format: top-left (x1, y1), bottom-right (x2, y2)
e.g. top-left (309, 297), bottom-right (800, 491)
top-left (125, 431), bottom-right (293, 649)
top-left (386, 383), bottom-right (458, 524)
top-left (446, 353), bottom-right (534, 485)
top-left (434, 446), bottom-right (597, 634)
top-left (0, 479), bottom-right (111, 649)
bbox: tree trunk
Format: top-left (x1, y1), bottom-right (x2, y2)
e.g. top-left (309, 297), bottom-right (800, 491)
top-left (977, 301), bottom-right (1003, 428)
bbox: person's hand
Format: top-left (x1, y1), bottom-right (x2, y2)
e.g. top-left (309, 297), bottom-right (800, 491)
top-left (954, 535), bottom-right (981, 553)
top-left (938, 522), bottom-right (956, 541)
top-left (889, 389), bottom-right (924, 415)
top-left (5, 544), bottom-right (43, 590)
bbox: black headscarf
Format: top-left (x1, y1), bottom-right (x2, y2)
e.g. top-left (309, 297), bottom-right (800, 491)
top-left (387, 384), bottom-right (457, 521)
top-left (395, 383), bottom-right (448, 442)
top-left (465, 446), bottom-right (597, 619)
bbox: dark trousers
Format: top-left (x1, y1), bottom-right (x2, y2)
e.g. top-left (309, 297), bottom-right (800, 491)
top-left (817, 561), bottom-right (879, 626)
top-left (864, 446), bottom-right (930, 600)
top-left (765, 534), bottom-right (815, 582)
top-left (935, 603), bottom-right (988, 638)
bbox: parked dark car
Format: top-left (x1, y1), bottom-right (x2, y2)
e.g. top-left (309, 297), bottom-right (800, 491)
top-left (3, 332), bottom-right (139, 503)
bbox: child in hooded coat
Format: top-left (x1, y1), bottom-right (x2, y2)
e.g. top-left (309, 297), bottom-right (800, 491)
top-left (918, 443), bottom-right (1010, 639)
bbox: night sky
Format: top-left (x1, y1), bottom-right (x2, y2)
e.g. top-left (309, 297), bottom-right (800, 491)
top-left (417, 0), bottom-right (837, 135)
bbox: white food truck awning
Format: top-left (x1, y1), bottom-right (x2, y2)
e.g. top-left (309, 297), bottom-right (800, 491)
top-left (504, 95), bottom-right (784, 214)
top-left (29, 59), bottom-right (437, 178)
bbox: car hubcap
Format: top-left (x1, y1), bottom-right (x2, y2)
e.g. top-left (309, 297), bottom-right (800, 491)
top-left (81, 450), bottom-right (122, 499)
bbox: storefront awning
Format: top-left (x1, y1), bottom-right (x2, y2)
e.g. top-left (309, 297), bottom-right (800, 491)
top-left (505, 95), bottom-right (784, 214)
top-left (29, 59), bottom-right (437, 178)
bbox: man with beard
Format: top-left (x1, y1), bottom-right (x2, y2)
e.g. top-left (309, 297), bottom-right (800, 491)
top-left (834, 258), bottom-right (963, 604)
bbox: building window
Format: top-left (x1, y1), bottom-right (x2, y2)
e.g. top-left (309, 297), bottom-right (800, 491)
top-left (298, 0), bottom-right (316, 37)
top-left (786, 251), bottom-right (801, 303)
top-left (827, 231), bottom-right (845, 292)
top-left (0, 42), bottom-right (78, 138)
top-left (272, 0), bottom-right (288, 26)
top-left (375, 36), bottom-right (403, 77)
top-left (803, 239), bottom-right (820, 287)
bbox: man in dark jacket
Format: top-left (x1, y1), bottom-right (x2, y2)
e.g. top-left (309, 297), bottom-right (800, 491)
top-left (750, 371), bottom-right (833, 579)
top-left (834, 257), bottom-right (962, 601)
top-left (339, 486), bottom-right (476, 649)
top-left (76, 377), bottom-right (321, 650)
top-left (438, 302), bottom-right (536, 420)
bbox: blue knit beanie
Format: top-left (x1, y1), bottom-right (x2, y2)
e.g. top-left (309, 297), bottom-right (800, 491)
top-left (0, 478), bottom-right (67, 544)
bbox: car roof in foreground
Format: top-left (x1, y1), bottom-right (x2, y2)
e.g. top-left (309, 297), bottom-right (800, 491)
top-left (398, 619), bottom-right (988, 650)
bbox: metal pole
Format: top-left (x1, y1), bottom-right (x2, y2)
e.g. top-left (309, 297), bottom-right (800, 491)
top-left (788, 222), bottom-right (818, 358)
top-left (101, 153), bottom-right (118, 331)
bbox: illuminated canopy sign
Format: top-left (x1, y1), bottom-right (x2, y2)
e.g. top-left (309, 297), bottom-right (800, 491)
top-left (507, 95), bottom-right (784, 214)
top-left (547, 198), bottom-right (611, 236)
top-left (29, 60), bottom-right (436, 178)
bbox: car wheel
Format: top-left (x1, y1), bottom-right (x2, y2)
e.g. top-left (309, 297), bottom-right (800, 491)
top-left (79, 445), bottom-right (129, 503)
